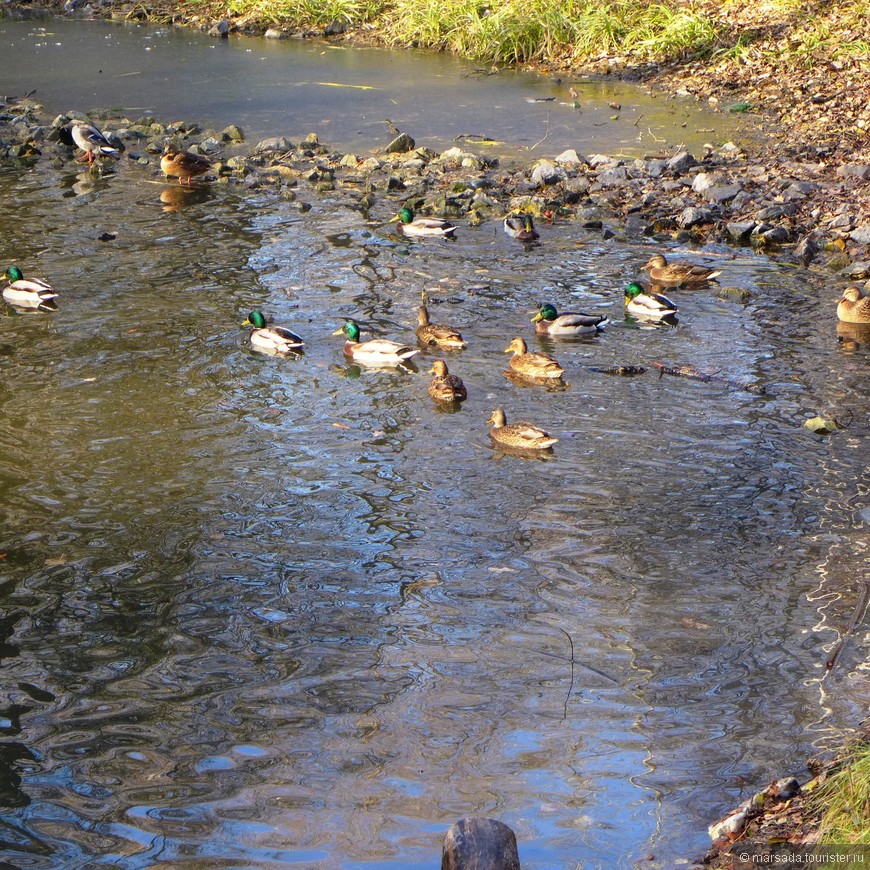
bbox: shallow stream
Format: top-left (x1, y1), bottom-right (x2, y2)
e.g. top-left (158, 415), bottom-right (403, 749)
top-left (0, 16), bottom-right (868, 870)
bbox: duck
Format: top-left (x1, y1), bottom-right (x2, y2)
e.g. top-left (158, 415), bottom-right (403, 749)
top-left (503, 213), bottom-right (539, 241)
top-left (389, 206), bottom-right (457, 238)
top-left (486, 408), bottom-right (558, 450)
top-left (504, 336), bottom-right (564, 379)
top-left (837, 286), bottom-right (870, 323)
top-left (332, 319), bottom-right (418, 366)
top-left (428, 360), bottom-right (467, 404)
top-left (641, 253), bottom-right (721, 285)
top-left (416, 296), bottom-right (466, 349)
top-left (531, 302), bottom-right (607, 336)
top-left (1, 266), bottom-right (58, 311)
top-left (161, 145), bottom-right (212, 186)
top-left (67, 120), bottom-right (122, 165)
top-left (242, 311), bottom-right (304, 354)
top-left (624, 282), bottom-right (678, 319)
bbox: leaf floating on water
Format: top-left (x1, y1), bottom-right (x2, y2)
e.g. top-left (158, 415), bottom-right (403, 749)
top-left (317, 82), bottom-right (378, 91)
top-left (804, 415), bottom-right (840, 435)
top-left (332, 422), bottom-right (352, 430)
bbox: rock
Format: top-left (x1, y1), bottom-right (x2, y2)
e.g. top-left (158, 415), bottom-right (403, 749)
top-left (691, 171), bottom-right (722, 194)
top-left (323, 19), bottom-right (347, 35)
top-left (554, 148), bottom-right (583, 165)
top-left (596, 166), bottom-right (629, 187)
top-left (255, 136), bottom-right (294, 152)
top-left (264, 29), bottom-right (286, 39)
top-left (847, 260), bottom-right (870, 279)
top-left (705, 184), bottom-right (742, 203)
top-left (678, 206), bottom-right (715, 228)
top-left (208, 19), bottom-right (229, 38)
top-left (667, 151), bottom-right (696, 174)
top-left (837, 164), bottom-right (870, 180)
top-left (303, 133), bottom-right (320, 145)
top-left (849, 224), bottom-right (870, 245)
top-left (753, 226), bottom-right (791, 245)
top-left (754, 205), bottom-right (786, 220)
top-left (221, 124), bottom-right (245, 143)
top-left (587, 153), bottom-right (615, 168)
top-left (384, 132), bottom-right (415, 153)
top-left (726, 220), bottom-right (756, 244)
top-left (794, 235), bottom-right (820, 266)
top-left (531, 160), bottom-right (567, 185)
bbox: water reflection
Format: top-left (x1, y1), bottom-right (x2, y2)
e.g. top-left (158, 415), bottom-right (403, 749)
top-left (0, 66), bottom-right (867, 870)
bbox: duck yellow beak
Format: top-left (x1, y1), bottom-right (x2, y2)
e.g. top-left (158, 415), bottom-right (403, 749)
top-left (531, 311), bottom-right (543, 323)
top-left (503, 345), bottom-right (513, 353)
top-left (332, 327), bottom-right (346, 336)
top-left (242, 318), bottom-right (252, 327)
top-left (388, 214), bottom-right (401, 223)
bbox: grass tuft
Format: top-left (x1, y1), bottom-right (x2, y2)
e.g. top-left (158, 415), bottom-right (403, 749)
top-left (811, 742), bottom-right (870, 844)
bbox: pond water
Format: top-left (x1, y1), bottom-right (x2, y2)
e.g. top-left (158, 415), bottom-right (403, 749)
top-left (1, 16), bottom-right (869, 870)
top-left (1, 17), bottom-right (754, 160)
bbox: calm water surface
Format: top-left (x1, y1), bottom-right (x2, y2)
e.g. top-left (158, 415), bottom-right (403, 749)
top-left (1, 17), bottom-right (755, 159)
top-left (0, 19), bottom-right (868, 870)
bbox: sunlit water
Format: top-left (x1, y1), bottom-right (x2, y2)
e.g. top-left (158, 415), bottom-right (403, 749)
top-left (1, 18), bottom-right (869, 870)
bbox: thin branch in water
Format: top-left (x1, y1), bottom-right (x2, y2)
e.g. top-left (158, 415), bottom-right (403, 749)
top-left (560, 627), bottom-right (575, 722)
top-left (825, 578), bottom-right (870, 674)
top-left (530, 110), bottom-right (550, 151)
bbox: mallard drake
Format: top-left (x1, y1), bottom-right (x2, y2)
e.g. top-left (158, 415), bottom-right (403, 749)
top-left (332, 319), bottom-right (418, 366)
top-left (837, 286), bottom-right (870, 324)
top-left (486, 408), bottom-right (558, 450)
top-left (532, 302), bottom-right (607, 336)
top-left (642, 253), bottom-right (721, 285)
top-left (624, 282), bottom-right (678, 319)
top-left (67, 120), bottom-right (121, 165)
top-left (389, 206), bottom-right (457, 238)
top-left (503, 213), bottom-right (539, 241)
top-left (416, 301), bottom-right (466, 349)
top-left (1, 266), bottom-right (58, 311)
top-left (242, 311), bottom-right (304, 354)
top-left (161, 145), bottom-right (212, 186)
top-left (428, 360), bottom-right (467, 403)
top-left (504, 336), bottom-right (564, 379)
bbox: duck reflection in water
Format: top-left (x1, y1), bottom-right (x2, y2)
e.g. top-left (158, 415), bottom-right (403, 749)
top-left (159, 185), bottom-right (212, 213)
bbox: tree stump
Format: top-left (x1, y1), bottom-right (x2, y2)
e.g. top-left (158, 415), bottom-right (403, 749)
top-left (441, 817), bottom-right (520, 870)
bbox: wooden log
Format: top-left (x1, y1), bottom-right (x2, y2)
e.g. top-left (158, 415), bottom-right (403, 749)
top-left (441, 818), bottom-right (520, 870)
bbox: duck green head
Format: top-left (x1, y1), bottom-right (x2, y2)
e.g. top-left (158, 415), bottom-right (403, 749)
top-left (624, 282), bottom-right (646, 300)
top-left (389, 206), bottom-right (415, 225)
top-left (243, 310), bottom-right (268, 328)
top-left (332, 320), bottom-right (361, 341)
top-left (3, 266), bottom-right (23, 282)
top-left (532, 303), bottom-right (558, 323)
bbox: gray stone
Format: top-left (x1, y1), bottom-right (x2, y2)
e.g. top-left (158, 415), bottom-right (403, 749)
top-left (255, 136), bottom-right (294, 152)
top-left (837, 164), bottom-right (870, 180)
top-left (706, 184), bottom-right (742, 204)
top-left (754, 205), bottom-right (786, 220)
top-left (385, 132), bottom-right (415, 153)
top-left (850, 224), bottom-right (870, 245)
top-left (828, 214), bottom-right (854, 230)
top-left (644, 159), bottom-right (667, 178)
top-left (726, 221), bottom-right (756, 244)
top-left (754, 226), bottom-right (791, 245)
top-left (531, 160), bottom-right (567, 185)
top-left (847, 260), bottom-right (870, 279)
top-left (554, 148), bottom-right (583, 165)
top-left (678, 206), bottom-right (714, 228)
top-left (596, 166), bottom-right (629, 187)
top-left (667, 151), bottom-right (696, 174)
top-left (691, 171), bottom-right (723, 194)
top-left (794, 235), bottom-right (819, 266)
top-left (208, 19), bottom-right (229, 38)
top-left (587, 153), bottom-right (615, 168)
top-left (264, 28), bottom-right (286, 39)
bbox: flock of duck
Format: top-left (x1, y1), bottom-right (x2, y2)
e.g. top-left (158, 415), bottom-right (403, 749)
top-left (4, 118), bottom-right (870, 454)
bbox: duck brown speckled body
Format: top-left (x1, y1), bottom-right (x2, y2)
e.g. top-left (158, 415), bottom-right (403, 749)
top-left (504, 336), bottom-right (564, 379)
top-left (416, 304), bottom-right (467, 349)
top-left (642, 253), bottom-right (721, 285)
top-left (486, 408), bottom-right (557, 450)
top-left (428, 360), bottom-right (467, 404)
top-left (837, 286), bottom-right (870, 323)
top-left (161, 146), bottom-right (212, 185)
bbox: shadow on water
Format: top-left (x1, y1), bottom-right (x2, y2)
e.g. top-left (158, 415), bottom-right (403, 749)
top-left (0, 21), bottom-right (867, 870)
